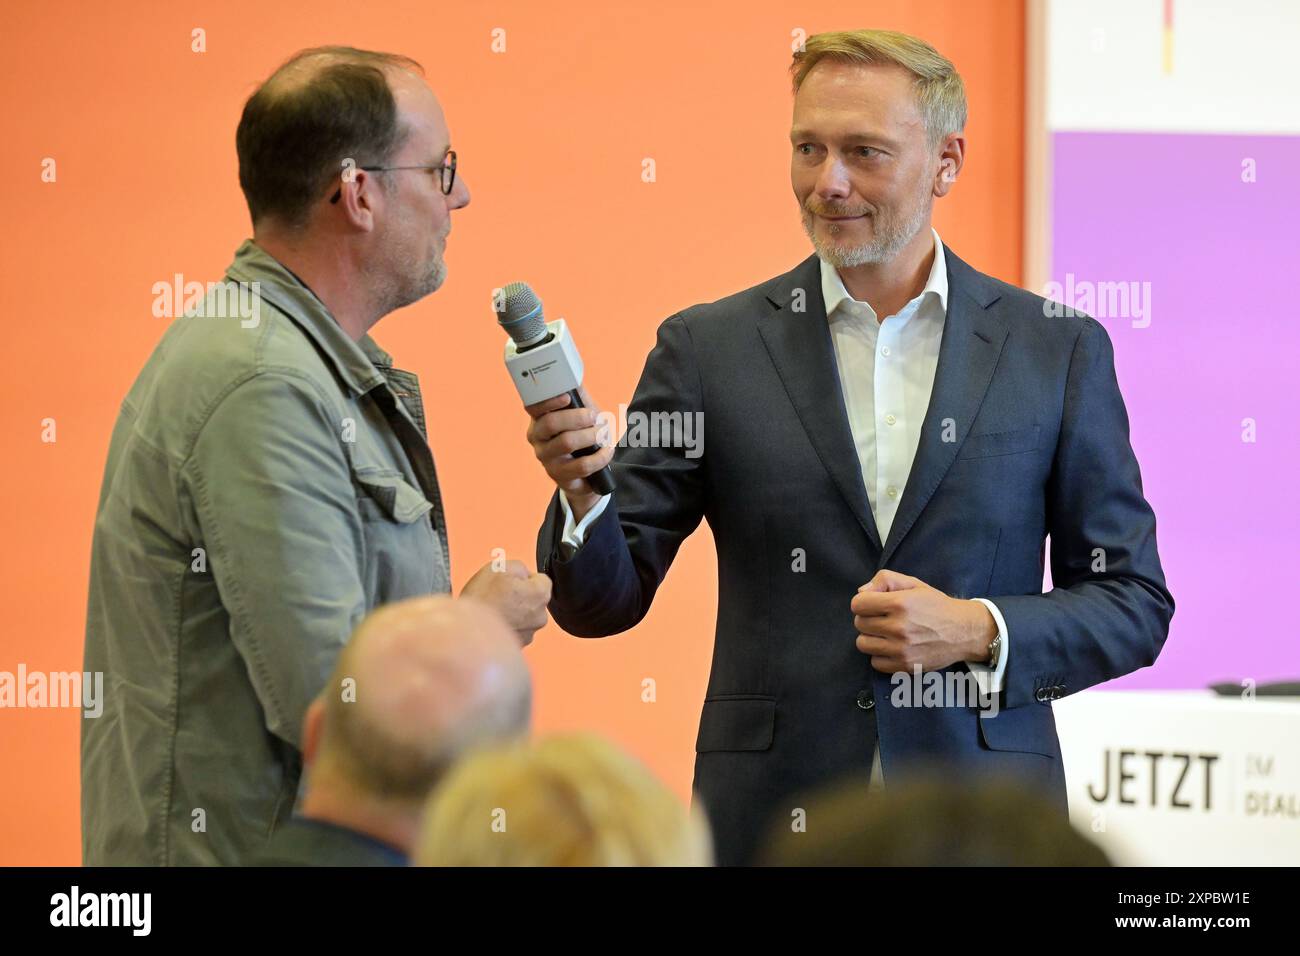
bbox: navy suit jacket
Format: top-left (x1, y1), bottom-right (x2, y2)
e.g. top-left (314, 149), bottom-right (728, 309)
top-left (536, 246), bottom-right (1173, 866)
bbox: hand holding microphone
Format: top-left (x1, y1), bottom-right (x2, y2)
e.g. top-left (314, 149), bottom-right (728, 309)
top-left (494, 282), bottom-right (616, 520)
top-left (524, 387), bottom-right (614, 523)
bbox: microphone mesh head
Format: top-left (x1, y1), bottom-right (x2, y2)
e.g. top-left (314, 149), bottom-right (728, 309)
top-left (496, 282), bottom-right (547, 344)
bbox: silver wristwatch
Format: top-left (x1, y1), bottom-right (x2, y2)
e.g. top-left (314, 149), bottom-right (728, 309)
top-left (984, 632), bottom-right (1002, 668)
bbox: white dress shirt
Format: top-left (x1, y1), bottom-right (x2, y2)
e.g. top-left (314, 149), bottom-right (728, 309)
top-left (558, 229), bottom-right (1010, 785)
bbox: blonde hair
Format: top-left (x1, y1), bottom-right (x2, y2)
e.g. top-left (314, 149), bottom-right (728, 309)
top-left (414, 733), bottom-right (713, 866)
top-left (791, 29), bottom-right (967, 147)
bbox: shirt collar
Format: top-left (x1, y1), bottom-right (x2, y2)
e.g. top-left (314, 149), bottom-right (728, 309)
top-left (820, 227), bottom-right (948, 323)
top-left (224, 239), bottom-right (391, 397)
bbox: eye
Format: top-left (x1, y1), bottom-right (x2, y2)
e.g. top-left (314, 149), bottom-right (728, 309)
top-left (795, 143), bottom-right (815, 155)
top-left (856, 146), bottom-right (880, 159)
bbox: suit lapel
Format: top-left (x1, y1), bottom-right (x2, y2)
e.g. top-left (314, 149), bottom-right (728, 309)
top-left (756, 255), bottom-right (883, 553)
top-left (878, 247), bottom-right (1009, 566)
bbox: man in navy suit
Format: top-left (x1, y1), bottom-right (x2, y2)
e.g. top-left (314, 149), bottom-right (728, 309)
top-left (524, 29), bottom-right (1173, 866)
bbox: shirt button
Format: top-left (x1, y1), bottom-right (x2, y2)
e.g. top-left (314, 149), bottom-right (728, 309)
top-left (856, 690), bottom-right (875, 710)
top-left (881, 346), bottom-right (891, 357)
top-left (885, 414), bottom-right (897, 426)
top-left (886, 486), bottom-right (899, 498)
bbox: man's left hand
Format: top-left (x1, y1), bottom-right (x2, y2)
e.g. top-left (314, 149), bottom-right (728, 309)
top-left (851, 569), bottom-right (996, 673)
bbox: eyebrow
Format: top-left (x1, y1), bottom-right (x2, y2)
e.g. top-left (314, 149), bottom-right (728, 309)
top-left (789, 129), bottom-right (902, 150)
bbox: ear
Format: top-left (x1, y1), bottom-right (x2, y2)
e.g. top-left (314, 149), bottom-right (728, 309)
top-left (302, 697), bottom-right (325, 767)
top-left (932, 133), bottom-right (966, 199)
top-left (334, 168), bottom-right (380, 232)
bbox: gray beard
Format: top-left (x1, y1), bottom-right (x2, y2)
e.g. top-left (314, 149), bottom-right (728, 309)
top-left (802, 196), bottom-right (930, 268)
top-left (377, 251), bottom-right (446, 316)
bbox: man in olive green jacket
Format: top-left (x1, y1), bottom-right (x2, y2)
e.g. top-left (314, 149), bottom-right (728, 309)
top-left (81, 46), bottom-right (551, 866)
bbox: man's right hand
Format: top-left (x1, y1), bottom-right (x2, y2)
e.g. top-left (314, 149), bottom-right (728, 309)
top-left (460, 559), bottom-right (552, 647)
top-left (524, 387), bottom-right (615, 524)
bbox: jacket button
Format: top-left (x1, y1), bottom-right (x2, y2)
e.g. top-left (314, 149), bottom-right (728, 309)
top-left (1035, 687), bottom-right (1051, 703)
top-left (856, 690), bottom-right (875, 710)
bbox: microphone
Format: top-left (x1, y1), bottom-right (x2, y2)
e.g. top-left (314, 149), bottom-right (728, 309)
top-left (495, 282), bottom-right (615, 496)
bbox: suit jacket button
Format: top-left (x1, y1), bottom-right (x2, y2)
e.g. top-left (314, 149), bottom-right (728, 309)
top-left (856, 690), bottom-right (875, 710)
top-left (1035, 687), bottom-right (1050, 703)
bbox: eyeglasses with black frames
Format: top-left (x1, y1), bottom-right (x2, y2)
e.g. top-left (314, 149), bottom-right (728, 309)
top-left (330, 150), bottom-right (457, 203)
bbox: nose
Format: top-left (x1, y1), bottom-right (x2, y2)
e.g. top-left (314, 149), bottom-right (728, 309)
top-left (815, 157), bottom-right (851, 201)
top-left (448, 173), bottom-right (470, 210)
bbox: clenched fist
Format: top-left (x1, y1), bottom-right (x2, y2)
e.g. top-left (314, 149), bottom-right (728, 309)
top-left (851, 569), bottom-right (995, 673)
top-left (460, 559), bottom-right (552, 647)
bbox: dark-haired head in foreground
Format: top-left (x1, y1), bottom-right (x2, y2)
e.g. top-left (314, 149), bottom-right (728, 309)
top-left (759, 772), bottom-right (1111, 867)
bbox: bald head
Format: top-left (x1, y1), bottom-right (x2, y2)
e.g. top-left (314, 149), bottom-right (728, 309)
top-left (260, 46), bottom-right (419, 94)
top-left (314, 596), bottom-right (531, 802)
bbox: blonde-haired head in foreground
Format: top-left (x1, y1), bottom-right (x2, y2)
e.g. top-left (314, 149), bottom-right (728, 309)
top-left (414, 733), bottom-right (713, 866)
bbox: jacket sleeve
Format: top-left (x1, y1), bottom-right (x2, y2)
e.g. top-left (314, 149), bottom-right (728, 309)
top-left (184, 370), bottom-right (367, 747)
top-left (992, 317), bottom-right (1174, 709)
top-left (537, 314), bottom-right (707, 636)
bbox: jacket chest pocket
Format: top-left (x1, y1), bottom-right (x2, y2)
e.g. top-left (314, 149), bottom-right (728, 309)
top-left (353, 466), bottom-right (434, 524)
top-left (956, 423), bottom-right (1041, 460)
top-left (351, 465), bottom-right (438, 600)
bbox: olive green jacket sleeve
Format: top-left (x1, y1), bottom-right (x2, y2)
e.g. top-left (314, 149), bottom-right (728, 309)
top-left (185, 369), bottom-right (366, 748)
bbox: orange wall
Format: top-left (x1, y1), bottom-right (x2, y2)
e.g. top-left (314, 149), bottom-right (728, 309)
top-left (0, 0), bottom-right (1023, 865)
